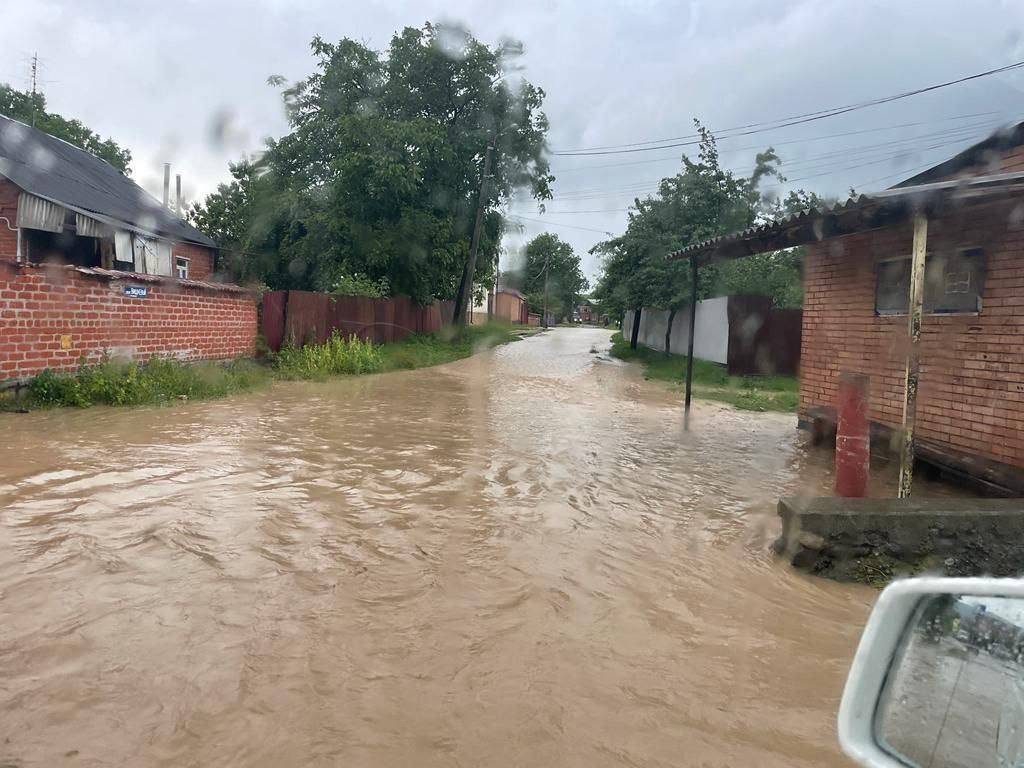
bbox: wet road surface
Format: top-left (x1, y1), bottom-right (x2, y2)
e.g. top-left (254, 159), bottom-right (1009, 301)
top-left (0, 327), bottom-right (880, 767)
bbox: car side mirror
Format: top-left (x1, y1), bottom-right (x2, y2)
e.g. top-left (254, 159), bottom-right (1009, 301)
top-left (839, 577), bottom-right (1024, 768)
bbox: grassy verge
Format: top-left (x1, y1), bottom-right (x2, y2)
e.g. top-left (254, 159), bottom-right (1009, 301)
top-left (7, 358), bottom-right (272, 410)
top-left (379, 322), bottom-right (522, 370)
top-left (609, 331), bottom-right (799, 412)
top-left (4, 323), bottom-right (526, 411)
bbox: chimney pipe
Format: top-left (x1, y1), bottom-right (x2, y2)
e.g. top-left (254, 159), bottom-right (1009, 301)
top-left (162, 163), bottom-right (171, 208)
top-left (175, 174), bottom-right (182, 217)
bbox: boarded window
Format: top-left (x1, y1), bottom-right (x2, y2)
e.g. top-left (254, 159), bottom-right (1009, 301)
top-left (875, 248), bottom-right (985, 315)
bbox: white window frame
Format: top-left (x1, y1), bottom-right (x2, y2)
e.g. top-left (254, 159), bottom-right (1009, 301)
top-left (175, 255), bottom-right (190, 280)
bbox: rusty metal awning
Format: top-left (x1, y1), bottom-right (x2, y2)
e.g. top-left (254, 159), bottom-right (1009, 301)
top-left (669, 171), bottom-right (1024, 265)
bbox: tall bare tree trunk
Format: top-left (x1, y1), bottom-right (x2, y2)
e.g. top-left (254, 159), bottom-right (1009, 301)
top-left (629, 306), bottom-right (642, 350)
top-left (664, 307), bottom-right (677, 357)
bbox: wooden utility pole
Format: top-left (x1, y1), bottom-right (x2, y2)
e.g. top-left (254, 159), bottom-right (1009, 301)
top-left (683, 255), bottom-right (699, 431)
top-left (453, 139), bottom-right (495, 327)
top-left (898, 212), bottom-right (928, 497)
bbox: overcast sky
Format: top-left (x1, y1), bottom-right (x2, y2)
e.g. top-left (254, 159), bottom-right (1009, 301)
top-left (4, 0), bottom-right (1024, 282)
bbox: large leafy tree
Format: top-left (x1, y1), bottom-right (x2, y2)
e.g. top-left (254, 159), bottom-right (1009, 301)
top-left (191, 23), bottom-right (553, 304)
top-left (517, 233), bottom-right (588, 322)
top-left (0, 84), bottom-right (132, 174)
top-left (592, 123), bottom-right (824, 351)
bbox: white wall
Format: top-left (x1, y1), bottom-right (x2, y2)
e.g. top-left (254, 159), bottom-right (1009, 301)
top-left (623, 297), bottom-right (729, 365)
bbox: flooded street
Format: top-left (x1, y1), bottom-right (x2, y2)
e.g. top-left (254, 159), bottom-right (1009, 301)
top-left (0, 327), bottom-right (878, 767)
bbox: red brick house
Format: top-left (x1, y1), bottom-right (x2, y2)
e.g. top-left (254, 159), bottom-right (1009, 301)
top-left (0, 115), bottom-right (256, 382)
top-left (672, 123), bottom-right (1024, 495)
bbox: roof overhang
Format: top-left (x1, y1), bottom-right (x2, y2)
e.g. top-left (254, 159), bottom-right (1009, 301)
top-left (669, 172), bottom-right (1024, 266)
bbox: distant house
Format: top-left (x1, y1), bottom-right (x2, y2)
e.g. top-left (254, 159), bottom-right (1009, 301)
top-left (470, 277), bottom-right (529, 325)
top-left (0, 115), bottom-right (255, 383)
top-left (673, 122), bottom-right (1024, 494)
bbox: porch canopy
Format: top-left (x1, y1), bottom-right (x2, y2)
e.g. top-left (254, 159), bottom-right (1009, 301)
top-left (667, 171), bottom-right (1024, 266)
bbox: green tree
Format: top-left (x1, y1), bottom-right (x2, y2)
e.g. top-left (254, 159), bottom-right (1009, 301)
top-left (191, 23), bottom-right (553, 304)
top-left (518, 233), bottom-right (588, 323)
top-left (0, 84), bottom-right (132, 173)
top-left (592, 123), bottom-right (825, 350)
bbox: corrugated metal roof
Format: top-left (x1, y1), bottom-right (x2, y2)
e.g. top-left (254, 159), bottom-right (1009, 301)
top-left (0, 115), bottom-right (215, 248)
top-left (669, 171), bottom-right (1024, 263)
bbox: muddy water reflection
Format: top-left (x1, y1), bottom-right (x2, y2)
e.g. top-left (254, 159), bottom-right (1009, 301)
top-left (1, 328), bottom-right (884, 767)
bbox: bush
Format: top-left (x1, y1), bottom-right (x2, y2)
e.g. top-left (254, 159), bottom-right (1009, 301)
top-left (272, 332), bottom-right (385, 379)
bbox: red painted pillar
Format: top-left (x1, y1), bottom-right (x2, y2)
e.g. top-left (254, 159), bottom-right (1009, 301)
top-left (835, 372), bottom-right (870, 498)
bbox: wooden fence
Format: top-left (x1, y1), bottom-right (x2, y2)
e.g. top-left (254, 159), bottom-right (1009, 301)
top-left (261, 291), bottom-right (455, 351)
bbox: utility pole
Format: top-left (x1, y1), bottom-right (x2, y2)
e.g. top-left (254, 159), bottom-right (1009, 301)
top-left (453, 138), bottom-right (495, 328)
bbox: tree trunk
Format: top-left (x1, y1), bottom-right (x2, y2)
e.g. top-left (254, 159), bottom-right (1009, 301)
top-left (629, 306), bottom-right (642, 350)
top-left (664, 307), bottom-right (677, 357)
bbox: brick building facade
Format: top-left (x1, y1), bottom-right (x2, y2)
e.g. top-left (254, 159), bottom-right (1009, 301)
top-left (0, 115), bottom-right (256, 383)
top-left (799, 200), bottom-right (1024, 479)
top-left (673, 121), bottom-right (1024, 493)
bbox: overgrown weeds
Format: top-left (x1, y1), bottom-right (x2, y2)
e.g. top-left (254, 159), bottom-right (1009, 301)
top-left (15, 358), bottom-right (270, 409)
top-left (271, 332), bottom-right (384, 379)
top-left (609, 331), bottom-right (799, 412)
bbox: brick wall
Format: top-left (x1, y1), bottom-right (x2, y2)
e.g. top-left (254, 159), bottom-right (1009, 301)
top-left (0, 261), bottom-right (257, 383)
top-left (170, 242), bottom-right (215, 281)
top-left (800, 200), bottom-right (1024, 470)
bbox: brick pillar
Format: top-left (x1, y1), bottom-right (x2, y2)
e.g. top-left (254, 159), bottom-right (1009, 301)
top-left (835, 372), bottom-right (870, 498)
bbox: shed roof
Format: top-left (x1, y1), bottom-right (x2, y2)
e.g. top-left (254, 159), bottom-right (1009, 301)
top-left (0, 115), bottom-right (215, 248)
top-left (669, 171), bottom-right (1024, 265)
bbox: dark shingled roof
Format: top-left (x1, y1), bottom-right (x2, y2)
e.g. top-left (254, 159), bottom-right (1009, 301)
top-left (0, 115), bottom-right (215, 248)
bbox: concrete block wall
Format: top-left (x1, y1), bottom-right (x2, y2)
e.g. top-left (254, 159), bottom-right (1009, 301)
top-left (800, 199), bottom-right (1024, 471)
top-left (0, 262), bottom-right (257, 382)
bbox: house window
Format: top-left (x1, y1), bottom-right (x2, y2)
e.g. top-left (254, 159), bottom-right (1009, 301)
top-left (175, 256), bottom-right (190, 280)
top-left (875, 248), bottom-right (985, 315)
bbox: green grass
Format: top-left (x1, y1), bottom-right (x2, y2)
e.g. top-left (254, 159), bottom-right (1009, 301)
top-left (609, 331), bottom-right (799, 412)
top-left (5, 323), bottom-right (526, 411)
top-left (379, 322), bottom-right (522, 371)
top-left (8, 357), bottom-right (271, 410)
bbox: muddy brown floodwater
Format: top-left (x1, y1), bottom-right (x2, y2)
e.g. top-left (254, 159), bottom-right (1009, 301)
top-left (1, 327), bottom-right (901, 767)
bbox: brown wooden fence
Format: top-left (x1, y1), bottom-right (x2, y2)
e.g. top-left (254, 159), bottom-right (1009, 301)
top-left (261, 291), bottom-right (455, 351)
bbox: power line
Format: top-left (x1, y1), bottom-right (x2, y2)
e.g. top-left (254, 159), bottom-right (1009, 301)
top-left (537, 134), bottom-right (990, 216)
top-left (547, 129), bottom-right (995, 203)
top-left (552, 60), bottom-right (1024, 156)
top-left (508, 215), bottom-right (614, 235)
top-left (549, 112), bottom-right (1001, 175)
